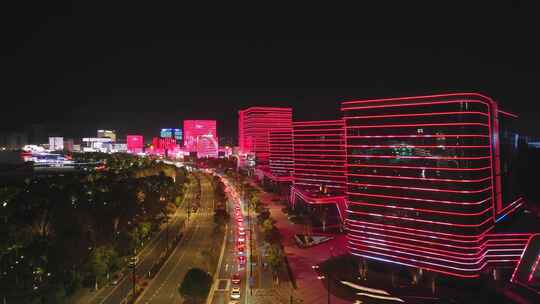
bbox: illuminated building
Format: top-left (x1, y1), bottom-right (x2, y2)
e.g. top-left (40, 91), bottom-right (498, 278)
top-left (97, 129), bottom-right (116, 142)
top-left (64, 139), bottom-right (74, 152)
top-left (183, 120), bottom-right (218, 158)
top-left (126, 135), bottom-right (144, 154)
top-left (48, 137), bottom-right (64, 151)
top-left (511, 234), bottom-right (540, 292)
top-left (113, 143), bottom-right (127, 153)
top-left (219, 146), bottom-right (233, 158)
top-left (151, 137), bottom-right (177, 156)
top-left (267, 129), bottom-right (293, 181)
top-left (238, 107), bottom-right (292, 172)
top-left (290, 120), bottom-right (347, 219)
top-left (342, 93), bottom-right (530, 277)
top-left (82, 137), bottom-right (113, 153)
top-left (160, 128), bottom-right (183, 143)
top-left (2, 132), bottom-right (28, 150)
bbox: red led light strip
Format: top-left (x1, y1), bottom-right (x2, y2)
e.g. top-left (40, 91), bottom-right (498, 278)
top-left (341, 98), bottom-right (490, 111)
top-left (510, 234), bottom-right (538, 283)
top-left (497, 109), bottom-right (518, 118)
top-left (344, 111), bottom-right (489, 120)
top-left (348, 200), bottom-right (492, 216)
top-left (346, 163), bottom-right (491, 171)
top-left (346, 173), bottom-right (491, 183)
top-left (528, 254), bottom-right (540, 282)
top-left (348, 238), bottom-right (521, 265)
top-left (346, 209), bottom-right (493, 227)
top-left (347, 226), bottom-right (527, 252)
top-left (348, 218), bottom-right (531, 241)
top-left (347, 144), bottom-right (489, 149)
top-left (346, 191), bottom-right (491, 206)
top-left (348, 182), bottom-right (492, 194)
top-left (346, 122), bottom-right (488, 129)
top-left (347, 134), bottom-right (490, 139)
top-left (341, 92), bottom-right (494, 105)
top-left (347, 155), bottom-right (490, 160)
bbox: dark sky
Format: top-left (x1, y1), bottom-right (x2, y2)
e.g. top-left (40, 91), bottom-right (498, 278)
top-left (2, 2), bottom-right (538, 142)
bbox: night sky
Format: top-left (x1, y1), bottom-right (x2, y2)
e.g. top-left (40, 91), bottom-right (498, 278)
top-left (2, 2), bottom-right (538, 142)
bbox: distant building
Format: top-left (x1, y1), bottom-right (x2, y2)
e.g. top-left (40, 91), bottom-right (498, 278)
top-left (27, 124), bottom-right (46, 144)
top-left (3, 132), bottom-right (29, 150)
top-left (64, 139), bottom-right (74, 152)
top-left (150, 137), bottom-right (177, 157)
top-left (82, 137), bottom-right (113, 153)
top-left (113, 143), bottom-right (127, 153)
top-left (126, 135), bottom-right (144, 154)
top-left (97, 130), bottom-right (116, 142)
top-left (160, 128), bottom-right (183, 143)
top-left (48, 137), bottom-right (64, 151)
top-left (238, 107), bottom-right (292, 173)
top-left (183, 120), bottom-right (218, 158)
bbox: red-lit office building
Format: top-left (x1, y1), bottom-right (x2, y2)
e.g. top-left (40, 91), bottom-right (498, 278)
top-left (126, 135), bottom-right (144, 154)
top-left (238, 107), bottom-right (292, 173)
top-left (342, 93), bottom-right (529, 277)
top-left (150, 136), bottom-right (177, 156)
top-left (268, 129), bottom-right (293, 181)
top-left (183, 120), bottom-right (218, 158)
top-left (290, 120), bottom-right (347, 219)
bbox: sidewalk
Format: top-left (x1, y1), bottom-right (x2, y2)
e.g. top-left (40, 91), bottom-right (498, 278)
top-left (251, 182), bottom-right (351, 304)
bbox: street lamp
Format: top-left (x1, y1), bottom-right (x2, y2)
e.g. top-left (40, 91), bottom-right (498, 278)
top-left (128, 255), bottom-right (138, 300)
top-left (313, 264), bottom-right (331, 304)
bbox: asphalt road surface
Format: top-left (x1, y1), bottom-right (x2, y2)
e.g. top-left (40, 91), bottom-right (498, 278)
top-left (85, 175), bottom-right (198, 304)
top-left (137, 174), bottom-right (217, 303)
top-left (210, 176), bottom-right (251, 304)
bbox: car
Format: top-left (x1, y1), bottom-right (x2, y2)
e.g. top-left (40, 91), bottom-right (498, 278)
top-left (237, 245), bottom-right (244, 253)
top-left (238, 230), bottom-right (246, 236)
top-left (111, 273), bottom-right (122, 285)
top-left (231, 273), bottom-right (241, 284)
top-left (238, 237), bottom-right (245, 243)
top-left (238, 226), bottom-right (245, 231)
top-left (238, 255), bottom-right (246, 265)
top-left (230, 287), bottom-right (241, 299)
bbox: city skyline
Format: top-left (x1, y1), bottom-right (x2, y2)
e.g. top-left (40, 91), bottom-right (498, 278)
top-left (3, 2), bottom-right (540, 303)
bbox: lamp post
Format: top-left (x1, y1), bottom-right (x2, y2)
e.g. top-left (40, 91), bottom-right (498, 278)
top-left (248, 196), bottom-right (253, 295)
top-left (128, 255), bottom-right (138, 300)
top-left (313, 247), bottom-right (334, 304)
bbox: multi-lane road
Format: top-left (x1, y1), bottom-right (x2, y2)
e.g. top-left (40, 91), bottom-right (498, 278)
top-left (209, 189), bottom-right (247, 304)
top-left (137, 174), bottom-right (218, 303)
top-left (84, 174), bottom-right (202, 304)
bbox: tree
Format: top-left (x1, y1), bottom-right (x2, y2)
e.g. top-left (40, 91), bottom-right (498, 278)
top-left (178, 268), bottom-right (213, 303)
top-left (266, 244), bottom-right (284, 282)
